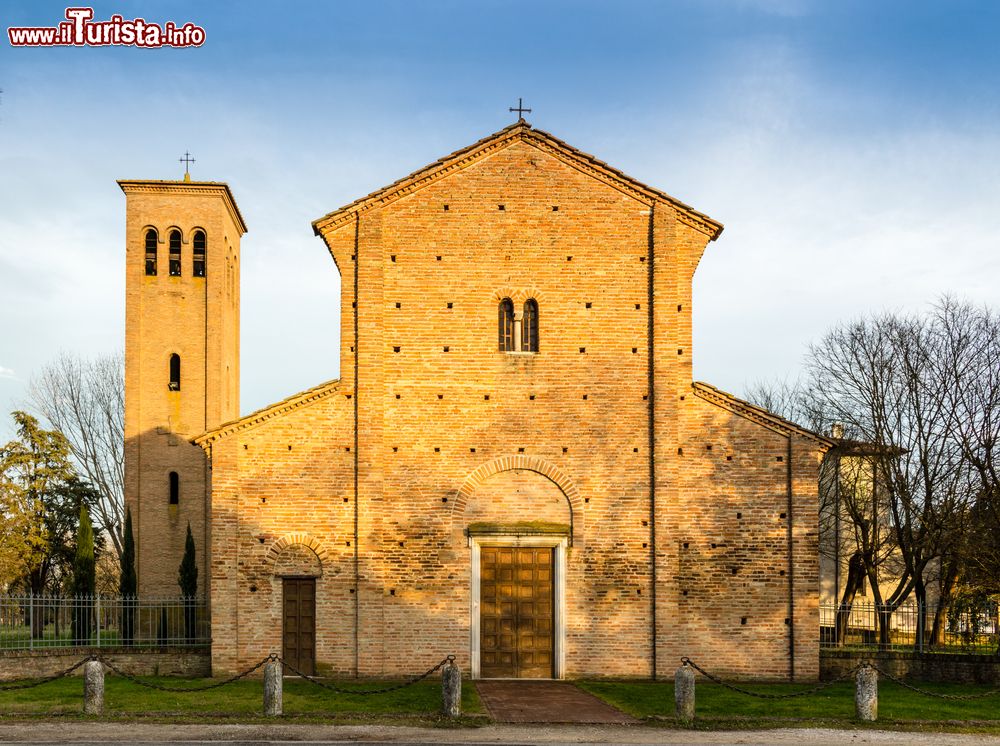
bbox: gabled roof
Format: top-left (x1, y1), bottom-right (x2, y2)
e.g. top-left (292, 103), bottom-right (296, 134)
top-left (193, 378), bottom-right (343, 449)
top-left (692, 382), bottom-right (836, 448)
top-left (312, 121), bottom-right (724, 240)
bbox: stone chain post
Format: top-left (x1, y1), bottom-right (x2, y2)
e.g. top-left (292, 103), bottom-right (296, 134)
top-left (263, 658), bottom-right (283, 717)
top-left (855, 664), bottom-right (878, 722)
top-left (83, 659), bottom-right (104, 716)
top-left (675, 662), bottom-right (695, 722)
top-left (441, 658), bottom-right (461, 718)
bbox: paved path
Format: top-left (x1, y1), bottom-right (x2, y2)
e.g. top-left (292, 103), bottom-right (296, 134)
top-left (475, 680), bottom-right (638, 723)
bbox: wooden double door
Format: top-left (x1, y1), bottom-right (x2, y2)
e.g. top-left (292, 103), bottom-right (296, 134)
top-left (282, 577), bottom-right (316, 675)
top-left (479, 546), bottom-right (554, 678)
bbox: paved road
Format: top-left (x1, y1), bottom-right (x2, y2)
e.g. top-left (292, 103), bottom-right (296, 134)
top-left (1, 725), bottom-right (999, 745)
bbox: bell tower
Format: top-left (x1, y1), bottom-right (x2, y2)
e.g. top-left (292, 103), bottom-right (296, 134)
top-left (119, 177), bottom-right (247, 595)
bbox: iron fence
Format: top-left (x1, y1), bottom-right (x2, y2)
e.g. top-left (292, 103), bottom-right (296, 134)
top-left (0, 594), bottom-right (209, 650)
top-left (820, 600), bottom-right (1000, 654)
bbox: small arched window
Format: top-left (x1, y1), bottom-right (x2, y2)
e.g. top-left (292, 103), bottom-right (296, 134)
top-left (144, 229), bottom-right (158, 276)
top-left (169, 471), bottom-right (179, 506)
top-left (498, 298), bottom-right (515, 351)
top-left (168, 230), bottom-right (182, 276)
top-left (192, 231), bottom-right (206, 277)
top-left (522, 299), bottom-right (539, 353)
top-left (168, 354), bottom-right (181, 391)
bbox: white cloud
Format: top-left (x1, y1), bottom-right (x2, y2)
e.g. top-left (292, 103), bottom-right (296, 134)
top-left (0, 367), bottom-right (15, 380)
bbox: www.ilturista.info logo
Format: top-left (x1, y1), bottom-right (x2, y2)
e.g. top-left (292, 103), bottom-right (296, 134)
top-left (8, 7), bottom-right (205, 48)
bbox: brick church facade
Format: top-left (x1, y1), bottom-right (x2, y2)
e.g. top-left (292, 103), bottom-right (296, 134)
top-left (122, 121), bottom-right (833, 681)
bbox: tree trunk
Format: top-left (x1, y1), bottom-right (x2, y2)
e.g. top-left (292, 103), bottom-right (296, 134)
top-left (930, 561), bottom-right (959, 647)
top-left (836, 551), bottom-right (866, 646)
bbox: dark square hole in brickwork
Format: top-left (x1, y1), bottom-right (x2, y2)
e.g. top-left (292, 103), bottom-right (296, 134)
top-left (351, 255), bottom-right (356, 261)
top-left (287, 445), bottom-right (292, 451)
top-left (582, 394), bottom-right (588, 400)
top-left (584, 497), bottom-right (589, 503)
top-left (350, 346), bottom-right (354, 352)
top-left (677, 349), bottom-right (684, 355)
top-left (635, 303), bottom-right (641, 310)
top-left (780, 569), bottom-right (786, 576)
top-left (780, 512), bottom-right (787, 519)
top-left (484, 395), bottom-right (490, 401)
top-left (518, 447), bottom-right (525, 453)
top-left (389, 589), bottom-right (396, 596)
top-left (443, 204), bottom-right (449, 211)
top-left (586, 302), bottom-right (592, 308)
top-left (642, 520), bottom-right (648, 527)
top-left (642, 542), bottom-right (648, 548)
top-left (579, 347), bottom-right (586, 353)
top-left (552, 205), bottom-right (559, 211)
top-left (706, 444), bottom-right (713, 450)
top-left (442, 496), bottom-right (448, 502)
top-left (711, 543), bottom-right (717, 549)
top-left (529, 394), bottom-right (536, 400)
top-left (632, 348), bottom-right (638, 353)
top-left (682, 590), bottom-right (688, 596)
top-left (736, 512), bottom-right (742, 519)
top-left (343, 497), bottom-right (349, 502)
top-left (680, 395), bottom-right (685, 400)
top-left (726, 455), bottom-right (733, 461)
top-left (349, 588), bottom-right (355, 594)
top-left (345, 446), bottom-right (351, 452)
top-left (498, 204), bottom-right (505, 211)
top-left (436, 255), bottom-right (442, 261)
top-left (438, 394), bottom-right (444, 400)
top-left (392, 446), bottom-right (398, 452)
top-left (352, 302), bottom-right (357, 308)
top-left (395, 302), bottom-right (401, 308)
top-left (390, 255), bottom-right (396, 262)
top-left (776, 455), bottom-right (784, 462)
top-left (563, 447), bottom-right (569, 453)
top-left (470, 447), bottom-right (476, 453)
top-left (677, 304), bottom-right (683, 312)
top-left (447, 302), bottom-right (453, 308)
top-left (683, 542), bottom-right (689, 549)
top-left (243, 444), bottom-right (248, 450)
top-left (258, 536), bottom-right (265, 543)
top-left (345, 394), bottom-right (353, 400)
top-left (261, 498), bottom-right (267, 504)
top-left (731, 567), bottom-right (738, 575)
top-left (393, 346), bottom-right (401, 353)
top-left (250, 585), bottom-right (258, 593)
top-left (636, 589), bottom-right (642, 595)
top-left (639, 256), bottom-right (646, 262)
top-left (567, 256), bottom-right (573, 261)
top-left (346, 541), bottom-right (351, 547)
top-left (785, 618), bottom-right (790, 625)
top-left (741, 617), bottom-right (748, 625)
top-left (398, 541), bottom-right (404, 547)
top-left (443, 346), bottom-right (450, 352)
top-left (395, 394), bottom-right (401, 399)
top-left (434, 447), bottom-right (441, 453)
top-left (677, 447), bottom-right (684, 455)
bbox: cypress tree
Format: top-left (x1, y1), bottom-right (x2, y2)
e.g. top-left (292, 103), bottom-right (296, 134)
top-left (71, 505), bottom-right (95, 643)
top-left (119, 508), bottom-right (137, 645)
top-left (178, 523), bottom-right (198, 641)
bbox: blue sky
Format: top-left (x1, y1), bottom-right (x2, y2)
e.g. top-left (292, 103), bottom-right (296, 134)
top-left (2, 0), bottom-right (999, 440)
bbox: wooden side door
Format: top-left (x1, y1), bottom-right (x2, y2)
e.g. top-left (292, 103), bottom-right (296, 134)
top-left (282, 577), bottom-right (316, 675)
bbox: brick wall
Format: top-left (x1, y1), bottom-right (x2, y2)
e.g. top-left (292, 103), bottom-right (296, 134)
top-left (0, 649), bottom-right (210, 681)
top-left (822, 650), bottom-right (1000, 685)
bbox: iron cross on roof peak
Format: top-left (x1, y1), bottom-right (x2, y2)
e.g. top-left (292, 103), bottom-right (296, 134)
top-left (179, 151), bottom-right (196, 182)
top-left (509, 98), bottom-right (531, 121)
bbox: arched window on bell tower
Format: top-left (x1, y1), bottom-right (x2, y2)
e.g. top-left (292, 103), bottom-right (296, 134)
top-left (192, 230), bottom-right (206, 277)
top-left (522, 299), bottom-right (539, 352)
top-left (169, 230), bottom-right (182, 276)
top-left (498, 298), bottom-right (514, 351)
top-left (169, 354), bottom-right (181, 391)
top-left (144, 229), bottom-right (158, 276)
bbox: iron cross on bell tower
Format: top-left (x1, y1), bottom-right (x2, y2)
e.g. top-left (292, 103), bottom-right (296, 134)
top-left (179, 151), bottom-right (196, 182)
top-left (509, 98), bottom-right (531, 121)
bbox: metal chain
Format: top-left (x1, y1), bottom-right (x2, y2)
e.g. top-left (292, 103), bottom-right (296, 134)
top-left (0, 655), bottom-right (94, 691)
top-left (277, 654), bottom-right (454, 695)
top-left (679, 657), bottom-right (862, 699)
top-left (868, 663), bottom-right (1000, 701)
top-left (97, 653), bottom-right (274, 692)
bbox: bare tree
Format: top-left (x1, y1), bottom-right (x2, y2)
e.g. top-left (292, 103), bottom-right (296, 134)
top-left (29, 352), bottom-right (124, 562)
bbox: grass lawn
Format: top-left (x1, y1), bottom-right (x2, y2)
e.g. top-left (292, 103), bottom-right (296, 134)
top-left (579, 678), bottom-right (1000, 729)
top-left (0, 674), bottom-right (484, 721)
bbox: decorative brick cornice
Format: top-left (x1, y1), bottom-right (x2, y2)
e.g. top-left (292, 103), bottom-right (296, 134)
top-left (117, 179), bottom-right (248, 235)
top-left (311, 122), bottom-right (723, 241)
top-left (692, 381), bottom-right (835, 448)
top-left (193, 379), bottom-right (344, 449)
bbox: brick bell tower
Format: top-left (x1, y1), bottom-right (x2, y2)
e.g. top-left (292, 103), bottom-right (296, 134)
top-left (119, 174), bottom-right (247, 596)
